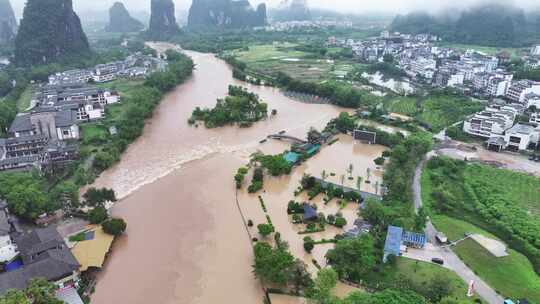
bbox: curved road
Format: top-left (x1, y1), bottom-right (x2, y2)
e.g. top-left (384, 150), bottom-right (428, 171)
top-left (412, 153), bottom-right (505, 304)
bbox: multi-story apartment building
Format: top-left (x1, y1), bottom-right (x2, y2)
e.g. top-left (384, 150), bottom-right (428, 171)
top-left (463, 104), bottom-right (522, 138)
top-left (506, 80), bottom-right (540, 103)
top-left (504, 123), bottom-right (540, 151)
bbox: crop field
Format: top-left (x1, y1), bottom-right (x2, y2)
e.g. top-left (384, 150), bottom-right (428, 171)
top-left (417, 95), bottom-right (484, 132)
top-left (386, 96), bottom-right (418, 116)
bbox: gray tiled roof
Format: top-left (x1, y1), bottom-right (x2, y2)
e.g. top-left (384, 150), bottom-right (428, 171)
top-left (0, 227), bottom-right (80, 294)
top-left (54, 110), bottom-right (77, 128)
top-left (8, 114), bottom-right (32, 133)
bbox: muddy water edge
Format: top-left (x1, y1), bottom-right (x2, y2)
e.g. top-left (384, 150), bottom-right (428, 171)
top-left (90, 48), bottom-right (347, 304)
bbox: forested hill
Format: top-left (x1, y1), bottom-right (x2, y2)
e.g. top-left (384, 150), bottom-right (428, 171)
top-left (0, 0), bottom-right (17, 45)
top-left (391, 4), bottom-right (540, 47)
top-left (14, 0), bottom-right (90, 66)
top-left (106, 2), bottom-right (145, 33)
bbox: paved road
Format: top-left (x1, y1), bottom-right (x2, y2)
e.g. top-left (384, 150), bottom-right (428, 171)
top-left (412, 154), bottom-right (505, 304)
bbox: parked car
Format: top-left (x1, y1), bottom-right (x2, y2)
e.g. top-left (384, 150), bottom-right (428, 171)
top-left (431, 258), bottom-right (444, 265)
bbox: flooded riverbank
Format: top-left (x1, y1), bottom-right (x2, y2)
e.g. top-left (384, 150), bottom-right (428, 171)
top-left (90, 47), bottom-right (347, 304)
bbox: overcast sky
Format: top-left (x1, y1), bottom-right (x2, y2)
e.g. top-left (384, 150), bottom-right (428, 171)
top-left (9, 0), bottom-right (540, 19)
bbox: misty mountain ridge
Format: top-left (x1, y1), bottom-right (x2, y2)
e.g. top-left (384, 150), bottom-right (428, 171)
top-left (270, 0), bottom-right (311, 21)
top-left (187, 0), bottom-right (267, 29)
top-left (391, 2), bottom-right (540, 47)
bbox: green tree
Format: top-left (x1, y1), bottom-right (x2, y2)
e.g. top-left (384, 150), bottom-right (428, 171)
top-left (291, 259), bottom-right (313, 295)
top-left (325, 234), bottom-right (376, 281)
top-left (257, 223), bottom-right (274, 237)
top-left (423, 274), bottom-right (454, 302)
top-left (83, 188), bottom-right (117, 206)
top-left (303, 236), bottom-right (315, 253)
top-left (344, 289), bottom-right (427, 304)
top-left (0, 278), bottom-right (62, 304)
top-left (102, 218), bottom-right (127, 236)
top-left (334, 217), bottom-right (347, 228)
top-left (309, 268), bottom-right (339, 304)
top-left (88, 206), bottom-right (108, 224)
top-left (252, 242), bottom-right (295, 285)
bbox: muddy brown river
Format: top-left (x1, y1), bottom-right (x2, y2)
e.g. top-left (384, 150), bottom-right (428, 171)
top-left (89, 48), bottom-right (351, 304)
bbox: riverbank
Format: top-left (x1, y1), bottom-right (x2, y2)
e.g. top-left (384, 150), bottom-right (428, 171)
top-left (90, 47), bottom-right (346, 303)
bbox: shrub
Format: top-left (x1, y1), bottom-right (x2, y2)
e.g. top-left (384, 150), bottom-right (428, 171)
top-left (327, 214), bottom-right (336, 224)
top-left (102, 218), bottom-right (127, 236)
top-left (334, 217), bottom-right (347, 228)
top-left (247, 219), bottom-right (254, 227)
top-left (374, 157), bottom-right (385, 166)
top-left (257, 223), bottom-right (274, 237)
top-left (303, 236), bottom-right (315, 253)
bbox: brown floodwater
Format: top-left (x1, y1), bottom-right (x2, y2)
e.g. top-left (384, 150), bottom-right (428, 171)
top-left (89, 46), bottom-right (351, 304)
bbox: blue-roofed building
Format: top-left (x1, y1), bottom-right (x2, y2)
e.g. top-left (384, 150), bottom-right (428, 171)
top-left (402, 230), bottom-right (427, 249)
top-left (283, 152), bottom-right (301, 165)
top-left (383, 225), bottom-right (427, 262)
top-left (302, 203), bottom-right (318, 222)
top-left (383, 226), bottom-right (403, 262)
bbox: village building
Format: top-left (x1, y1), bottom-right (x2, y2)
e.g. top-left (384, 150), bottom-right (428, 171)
top-left (503, 123), bottom-right (540, 151)
top-left (383, 225), bottom-right (426, 263)
top-left (530, 112), bottom-right (540, 126)
top-left (524, 93), bottom-right (540, 110)
top-left (9, 108), bottom-right (79, 141)
top-left (0, 227), bottom-right (80, 295)
top-left (463, 104), bottom-right (521, 139)
top-left (32, 84), bottom-right (119, 121)
top-left (506, 80), bottom-right (540, 104)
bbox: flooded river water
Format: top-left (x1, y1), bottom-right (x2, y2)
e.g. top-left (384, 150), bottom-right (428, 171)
top-left (90, 48), bottom-right (349, 304)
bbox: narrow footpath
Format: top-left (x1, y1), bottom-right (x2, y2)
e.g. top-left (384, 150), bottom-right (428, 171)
top-left (412, 153), bottom-right (505, 304)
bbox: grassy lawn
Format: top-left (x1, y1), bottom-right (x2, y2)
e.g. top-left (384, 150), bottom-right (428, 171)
top-left (387, 96), bottom-right (418, 115)
top-left (455, 238), bottom-right (540, 302)
top-left (422, 161), bottom-right (540, 303)
top-left (95, 79), bottom-right (144, 100)
top-left (369, 257), bottom-right (476, 303)
top-left (431, 214), bottom-right (540, 303)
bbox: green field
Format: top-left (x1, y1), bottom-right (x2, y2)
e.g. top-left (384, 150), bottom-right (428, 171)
top-left (418, 95), bottom-right (484, 132)
top-left (16, 85), bottom-right (34, 112)
top-left (463, 164), bottom-right (540, 216)
top-left (230, 43), bottom-right (355, 82)
top-left (387, 96), bottom-right (418, 115)
top-left (422, 160), bottom-right (540, 303)
top-left (455, 239), bottom-right (540, 302)
top-left (367, 257), bottom-right (476, 303)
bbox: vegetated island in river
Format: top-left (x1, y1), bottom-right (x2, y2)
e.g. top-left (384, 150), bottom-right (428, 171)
top-left (188, 85), bottom-right (270, 128)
